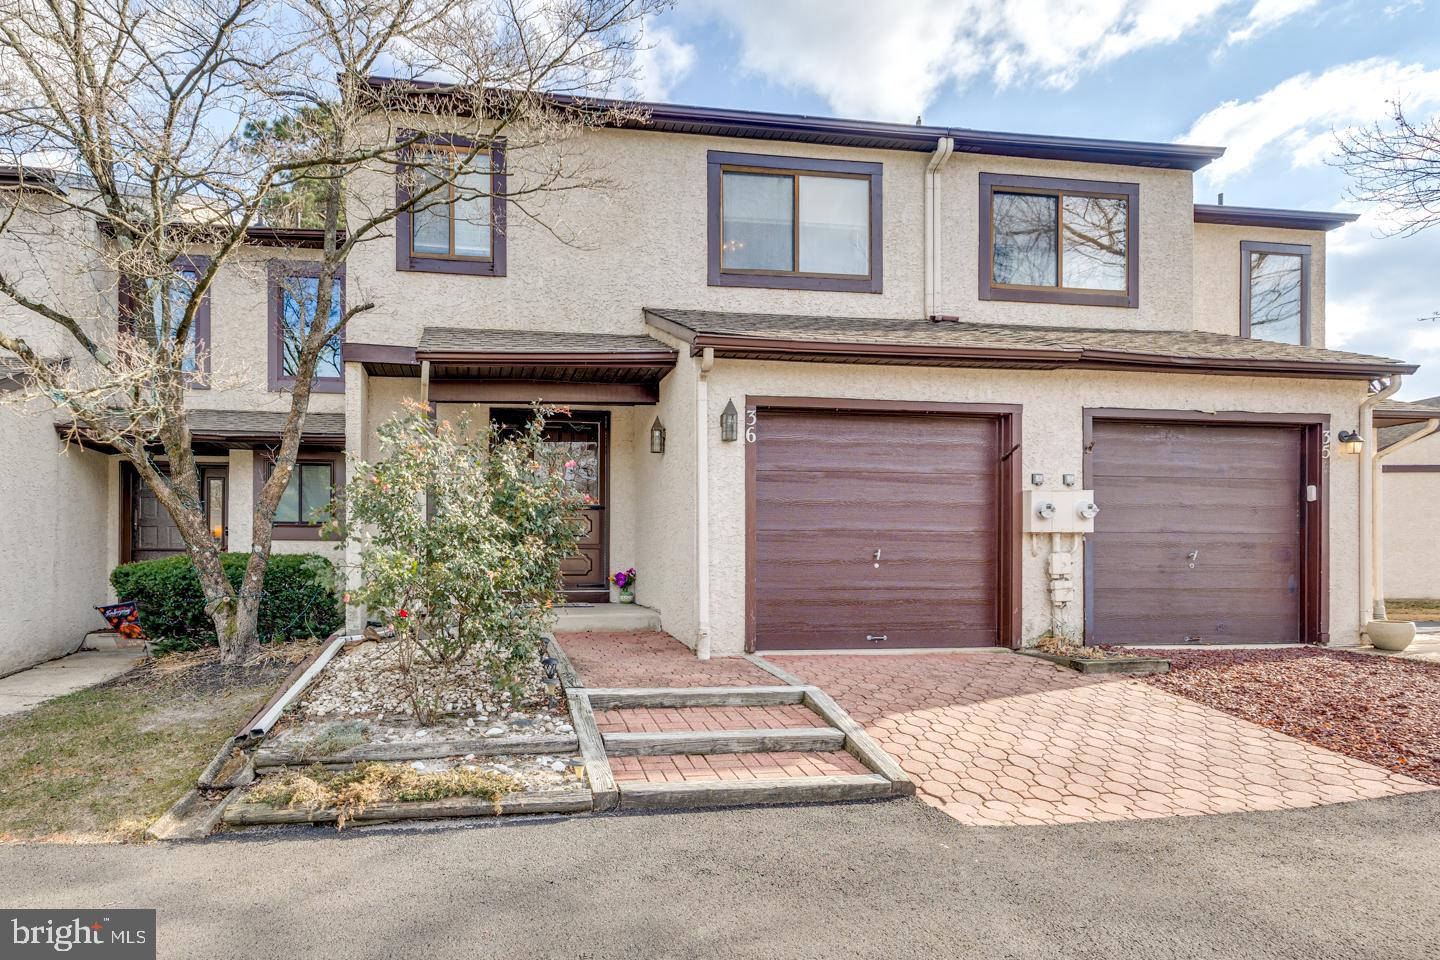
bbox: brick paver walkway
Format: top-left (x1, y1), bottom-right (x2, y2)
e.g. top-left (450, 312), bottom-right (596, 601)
top-left (773, 652), bottom-right (1433, 826)
top-left (610, 751), bottom-right (868, 783)
top-left (559, 631), bottom-right (776, 687)
top-left (596, 704), bottom-right (821, 733)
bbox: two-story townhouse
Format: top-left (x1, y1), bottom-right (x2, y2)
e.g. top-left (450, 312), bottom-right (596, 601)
top-left (4, 87), bottom-right (1435, 674)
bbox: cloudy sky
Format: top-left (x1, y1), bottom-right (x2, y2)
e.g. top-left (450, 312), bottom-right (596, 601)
top-left (631, 0), bottom-right (1440, 398)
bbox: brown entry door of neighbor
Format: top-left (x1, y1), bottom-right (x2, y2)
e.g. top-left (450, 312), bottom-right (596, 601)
top-left (492, 409), bottom-right (609, 602)
top-left (124, 464), bottom-right (228, 564)
top-left (1086, 420), bottom-right (1304, 645)
top-left (750, 408), bottom-right (1002, 651)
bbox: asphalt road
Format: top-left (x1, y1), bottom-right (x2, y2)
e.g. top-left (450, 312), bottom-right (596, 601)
top-left (3, 792), bottom-right (1438, 959)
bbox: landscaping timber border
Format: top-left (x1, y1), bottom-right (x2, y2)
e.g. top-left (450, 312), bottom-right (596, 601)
top-left (222, 789), bottom-right (594, 826)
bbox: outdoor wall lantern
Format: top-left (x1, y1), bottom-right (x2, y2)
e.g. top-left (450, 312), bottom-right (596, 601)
top-left (720, 399), bottom-right (739, 442)
top-left (650, 417), bottom-right (666, 455)
top-left (1337, 430), bottom-right (1364, 455)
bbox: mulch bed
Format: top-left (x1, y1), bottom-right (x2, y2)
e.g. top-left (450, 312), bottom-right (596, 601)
top-left (1122, 647), bottom-right (1440, 786)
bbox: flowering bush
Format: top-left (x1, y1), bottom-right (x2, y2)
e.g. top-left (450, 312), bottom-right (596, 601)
top-left (334, 402), bottom-right (585, 707)
top-left (609, 567), bottom-right (637, 590)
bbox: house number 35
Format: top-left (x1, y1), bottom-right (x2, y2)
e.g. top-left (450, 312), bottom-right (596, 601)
top-left (745, 407), bottom-right (757, 443)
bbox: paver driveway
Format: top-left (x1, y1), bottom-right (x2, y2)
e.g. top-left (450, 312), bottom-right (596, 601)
top-left (772, 652), bottom-right (1433, 826)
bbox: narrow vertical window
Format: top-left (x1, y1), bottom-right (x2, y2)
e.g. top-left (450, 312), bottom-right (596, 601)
top-left (1242, 241), bottom-right (1310, 346)
top-left (268, 263), bottom-right (344, 393)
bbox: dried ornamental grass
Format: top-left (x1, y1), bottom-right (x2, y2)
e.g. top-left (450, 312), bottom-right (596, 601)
top-left (247, 762), bottom-right (523, 828)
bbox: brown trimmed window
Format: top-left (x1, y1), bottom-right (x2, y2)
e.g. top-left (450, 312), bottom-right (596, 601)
top-left (256, 450), bottom-right (343, 540)
top-left (1241, 240), bottom-right (1311, 346)
top-left (708, 150), bottom-right (883, 293)
top-left (979, 172), bottom-right (1139, 308)
top-left (395, 135), bottom-right (506, 277)
top-left (121, 256), bottom-right (212, 386)
top-left (267, 261), bottom-right (344, 393)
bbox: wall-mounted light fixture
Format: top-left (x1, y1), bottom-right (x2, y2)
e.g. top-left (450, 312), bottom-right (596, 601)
top-left (720, 399), bottom-right (738, 442)
top-left (1337, 429), bottom-right (1364, 455)
top-left (649, 417), bottom-right (666, 454)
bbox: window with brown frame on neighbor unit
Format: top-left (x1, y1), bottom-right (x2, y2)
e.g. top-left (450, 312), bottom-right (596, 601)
top-left (979, 172), bottom-right (1138, 308)
top-left (121, 255), bottom-right (212, 387)
top-left (1241, 240), bottom-right (1311, 346)
top-left (395, 135), bottom-right (506, 277)
top-left (267, 262), bottom-right (344, 393)
top-left (708, 150), bottom-right (883, 292)
top-left (257, 451), bottom-right (343, 540)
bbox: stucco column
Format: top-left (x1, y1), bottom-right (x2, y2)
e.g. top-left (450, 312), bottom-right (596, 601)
top-left (343, 360), bottom-right (367, 634)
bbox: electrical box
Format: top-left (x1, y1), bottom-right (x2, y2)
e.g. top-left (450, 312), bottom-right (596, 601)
top-left (1024, 490), bottom-right (1100, 534)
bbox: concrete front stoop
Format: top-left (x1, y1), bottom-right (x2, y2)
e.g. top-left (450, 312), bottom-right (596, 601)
top-left (552, 603), bottom-right (661, 634)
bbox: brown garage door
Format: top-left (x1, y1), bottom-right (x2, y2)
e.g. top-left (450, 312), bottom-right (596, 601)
top-left (751, 408), bottom-right (1002, 651)
top-left (1087, 420), bottom-right (1304, 645)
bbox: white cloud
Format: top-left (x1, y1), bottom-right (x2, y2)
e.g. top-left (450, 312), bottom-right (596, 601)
top-left (691, 0), bottom-right (1257, 121)
top-left (1224, 0), bottom-right (1320, 46)
top-left (632, 24), bottom-right (696, 101)
top-left (1183, 58), bottom-right (1440, 189)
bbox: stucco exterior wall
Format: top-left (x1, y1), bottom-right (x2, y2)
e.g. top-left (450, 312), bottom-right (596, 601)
top-left (935, 157), bottom-right (1195, 330)
top-left (1193, 223), bottom-right (1327, 346)
top-left (1380, 431), bottom-right (1440, 599)
top-left (0, 405), bottom-right (113, 676)
top-left (699, 360), bottom-right (1368, 656)
top-left (343, 127), bottom-right (1202, 346)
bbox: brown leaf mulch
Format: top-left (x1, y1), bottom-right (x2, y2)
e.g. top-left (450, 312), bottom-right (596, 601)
top-left (1121, 647), bottom-right (1440, 786)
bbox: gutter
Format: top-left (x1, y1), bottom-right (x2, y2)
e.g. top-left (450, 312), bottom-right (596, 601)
top-left (925, 137), bottom-right (954, 318)
top-left (235, 631), bottom-right (349, 742)
top-left (1370, 413), bottom-right (1440, 621)
top-left (1358, 376), bottom-right (1403, 633)
top-left (695, 347), bottom-right (715, 660)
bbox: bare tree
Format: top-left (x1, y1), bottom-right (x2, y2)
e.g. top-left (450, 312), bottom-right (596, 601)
top-left (1334, 99), bottom-right (1440, 237)
top-left (0, 0), bottom-right (668, 664)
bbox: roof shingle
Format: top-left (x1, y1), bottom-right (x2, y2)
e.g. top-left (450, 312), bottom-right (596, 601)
top-left (418, 327), bottom-right (674, 356)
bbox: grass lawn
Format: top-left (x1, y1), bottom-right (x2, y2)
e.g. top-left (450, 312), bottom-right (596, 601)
top-left (0, 645), bottom-right (306, 842)
top-left (1383, 598), bottom-right (1440, 621)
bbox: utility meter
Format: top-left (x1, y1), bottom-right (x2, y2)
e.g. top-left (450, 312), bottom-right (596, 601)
top-left (1076, 500), bottom-right (1100, 520)
top-left (1035, 500), bottom-right (1056, 520)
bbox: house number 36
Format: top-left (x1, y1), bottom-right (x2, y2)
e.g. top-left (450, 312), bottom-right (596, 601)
top-left (745, 407), bottom-right (757, 443)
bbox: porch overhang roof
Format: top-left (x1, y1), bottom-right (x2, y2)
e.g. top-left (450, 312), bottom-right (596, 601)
top-left (643, 308), bottom-right (1415, 381)
top-left (1373, 397), bottom-right (1440, 428)
top-left (345, 329), bottom-right (678, 402)
top-left (57, 410), bottom-right (346, 455)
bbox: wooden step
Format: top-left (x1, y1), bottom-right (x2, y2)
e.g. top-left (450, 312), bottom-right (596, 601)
top-left (581, 685), bottom-right (808, 709)
top-left (602, 727), bottom-right (844, 757)
top-left (618, 774), bottom-right (894, 810)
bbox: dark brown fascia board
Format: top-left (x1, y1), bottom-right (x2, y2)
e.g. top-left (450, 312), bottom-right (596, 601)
top-left (1193, 204), bottom-right (1359, 232)
top-left (244, 226), bottom-right (347, 248)
top-left (342, 342), bottom-right (419, 365)
top-left (644, 313), bottom-right (1410, 380)
top-left (415, 349), bottom-right (677, 367)
top-left (362, 76), bottom-right (1225, 171)
top-left (0, 166), bottom-right (67, 195)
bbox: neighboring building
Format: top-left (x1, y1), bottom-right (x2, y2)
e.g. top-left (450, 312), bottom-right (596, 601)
top-left (1378, 397), bottom-right (1440, 602)
top-left (2, 87), bottom-right (1433, 674)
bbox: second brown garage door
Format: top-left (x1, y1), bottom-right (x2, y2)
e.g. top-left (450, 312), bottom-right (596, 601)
top-left (750, 407), bottom-right (1005, 651)
top-left (1087, 419), bottom-right (1307, 645)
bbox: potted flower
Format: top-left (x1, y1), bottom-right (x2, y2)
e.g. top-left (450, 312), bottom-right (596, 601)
top-left (610, 567), bottom-right (637, 604)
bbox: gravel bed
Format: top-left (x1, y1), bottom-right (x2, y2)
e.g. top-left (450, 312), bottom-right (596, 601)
top-left (1127, 647), bottom-right (1440, 785)
top-left (294, 641), bottom-right (568, 738)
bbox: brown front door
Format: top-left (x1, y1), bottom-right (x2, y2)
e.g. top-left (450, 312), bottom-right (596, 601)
top-left (1087, 420), bottom-right (1303, 645)
top-left (123, 464), bottom-right (228, 564)
top-left (750, 408), bottom-right (1002, 650)
top-left (492, 410), bottom-right (609, 602)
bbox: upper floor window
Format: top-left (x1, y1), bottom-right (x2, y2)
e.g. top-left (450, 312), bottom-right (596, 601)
top-left (395, 134), bottom-right (507, 277)
top-left (707, 150), bottom-right (883, 293)
top-left (267, 261), bottom-right (343, 393)
top-left (1241, 241), bottom-right (1310, 346)
top-left (123, 255), bottom-right (211, 386)
top-left (979, 173), bottom-right (1138, 308)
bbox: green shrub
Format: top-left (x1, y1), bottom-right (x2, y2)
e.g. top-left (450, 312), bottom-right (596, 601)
top-left (110, 553), bottom-right (343, 653)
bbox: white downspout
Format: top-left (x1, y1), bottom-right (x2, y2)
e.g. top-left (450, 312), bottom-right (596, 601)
top-left (695, 347), bottom-right (715, 660)
top-left (924, 136), bottom-right (954, 318)
top-left (1371, 413), bottom-right (1440, 621)
top-left (1359, 376), bottom-right (1402, 634)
